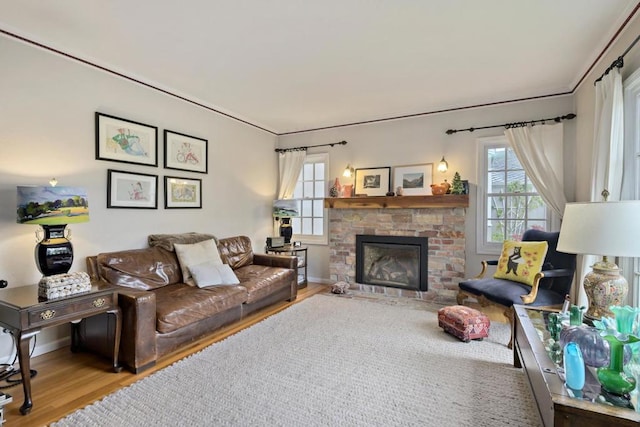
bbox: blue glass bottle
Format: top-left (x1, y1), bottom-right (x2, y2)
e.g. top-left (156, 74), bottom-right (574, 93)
top-left (564, 342), bottom-right (585, 391)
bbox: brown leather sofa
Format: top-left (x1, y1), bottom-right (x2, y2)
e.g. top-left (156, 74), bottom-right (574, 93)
top-left (78, 234), bottom-right (298, 373)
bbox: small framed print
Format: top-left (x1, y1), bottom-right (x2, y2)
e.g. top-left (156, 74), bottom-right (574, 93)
top-left (107, 169), bottom-right (158, 209)
top-left (96, 112), bottom-right (158, 167)
top-left (164, 130), bottom-right (208, 173)
top-left (164, 176), bottom-right (202, 209)
top-left (354, 167), bottom-right (391, 196)
top-left (393, 163), bottom-right (434, 195)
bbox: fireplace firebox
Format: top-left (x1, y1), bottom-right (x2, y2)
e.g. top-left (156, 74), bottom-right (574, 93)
top-left (355, 235), bottom-right (428, 291)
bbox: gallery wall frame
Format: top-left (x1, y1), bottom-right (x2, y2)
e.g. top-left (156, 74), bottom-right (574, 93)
top-left (354, 167), bottom-right (391, 196)
top-left (393, 163), bottom-right (434, 196)
top-left (164, 130), bottom-right (208, 174)
top-left (96, 112), bottom-right (158, 167)
top-left (164, 176), bottom-right (202, 209)
top-left (107, 169), bottom-right (158, 209)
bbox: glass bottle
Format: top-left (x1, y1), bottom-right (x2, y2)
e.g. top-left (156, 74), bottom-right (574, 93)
top-left (564, 342), bottom-right (585, 391)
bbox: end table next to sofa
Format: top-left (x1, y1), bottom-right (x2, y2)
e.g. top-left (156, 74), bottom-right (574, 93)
top-left (0, 282), bottom-right (121, 415)
top-left (266, 244), bottom-right (307, 288)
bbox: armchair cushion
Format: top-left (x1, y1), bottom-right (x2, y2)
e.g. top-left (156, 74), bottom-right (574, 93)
top-left (459, 278), bottom-right (565, 307)
top-left (493, 240), bottom-right (548, 286)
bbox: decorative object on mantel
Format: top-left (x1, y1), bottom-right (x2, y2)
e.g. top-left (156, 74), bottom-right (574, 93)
top-left (395, 187), bottom-right (402, 196)
top-left (342, 184), bottom-right (354, 197)
top-left (430, 181), bottom-right (450, 195)
top-left (354, 167), bottom-right (391, 196)
top-left (450, 172), bottom-right (465, 195)
top-left (329, 178), bottom-right (342, 197)
top-left (17, 185), bottom-right (90, 276)
top-left (392, 163), bottom-right (433, 196)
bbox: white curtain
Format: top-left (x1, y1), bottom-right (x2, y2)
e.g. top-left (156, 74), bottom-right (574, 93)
top-left (505, 124), bottom-right (566, 218)
top-left (577, 68), bottom-right (625, 306)
top-left (277, 150), bottom-right (306, 199)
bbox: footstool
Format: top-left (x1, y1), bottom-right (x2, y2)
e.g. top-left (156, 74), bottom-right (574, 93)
top-left (438, 305), bottom-right (490, 342)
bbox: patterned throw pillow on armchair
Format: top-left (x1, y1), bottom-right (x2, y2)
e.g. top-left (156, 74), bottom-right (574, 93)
top-left (493, 240), bottom-right (548, 286)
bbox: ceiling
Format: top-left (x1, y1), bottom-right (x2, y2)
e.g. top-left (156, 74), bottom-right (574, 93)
top-left (1, 1), bottom-right (638, 135)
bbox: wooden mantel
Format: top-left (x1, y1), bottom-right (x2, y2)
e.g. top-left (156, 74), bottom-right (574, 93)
top-left (324, 194), bottom-right (469, 209)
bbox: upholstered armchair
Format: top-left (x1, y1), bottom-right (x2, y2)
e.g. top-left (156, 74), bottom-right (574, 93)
top-left (457, 229), bottom-right (576, 348)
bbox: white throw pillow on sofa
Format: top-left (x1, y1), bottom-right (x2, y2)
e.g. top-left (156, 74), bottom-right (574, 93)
top-left (189, 261), bottom-right (240, 288)
top-left (174, 239), bottom-right (223, 286)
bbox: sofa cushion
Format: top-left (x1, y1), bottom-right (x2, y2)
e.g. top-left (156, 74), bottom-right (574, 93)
top-left (174, 239), bottom-right (223, 286)
top-left (148, 232), bottom-right (218, 252)
top-left (493, 240), bottom-right (548, 286)
top-left (96, 246), bottom-right (182, 290)
top-left (190, 261), bottom-right (240, 287)
top-left (154, 283), bottom-right (248, 334)
top-left (217, 236), bottom-right (254, 269)
top-left (234, 264), bottom-right (295, 303)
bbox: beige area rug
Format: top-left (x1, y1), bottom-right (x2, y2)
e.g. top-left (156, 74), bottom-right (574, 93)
top-left (53, 293), bottom-right (541, 427)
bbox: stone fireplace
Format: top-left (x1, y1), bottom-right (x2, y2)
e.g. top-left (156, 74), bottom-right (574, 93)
top-left (356, 234), bottom-right (428, 291)
top-left (326, 195), bottom-right (467, 304)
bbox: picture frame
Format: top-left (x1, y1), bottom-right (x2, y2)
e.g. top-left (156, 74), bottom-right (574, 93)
top-left (107, 169), bottom-right (158, 209)
top-left (393, 163), bottom-right (434, 196)
top-left (354, 167), bottom-right (391, 196)
top-left (95, 112), bottom-right (158, 167)
top-left (164, 176), bottom-right (202, 209)
top-left (164, 130), bottom-right (208, 174)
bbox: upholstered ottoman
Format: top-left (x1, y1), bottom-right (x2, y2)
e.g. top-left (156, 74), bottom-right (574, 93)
top-left (438, 305), bottom-right (490, 342)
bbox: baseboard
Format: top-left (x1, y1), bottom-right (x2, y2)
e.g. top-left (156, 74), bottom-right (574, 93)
top-left (308, 276), bottom-right (333, 284)
top-left (32, 336), bottom-right (70, 358)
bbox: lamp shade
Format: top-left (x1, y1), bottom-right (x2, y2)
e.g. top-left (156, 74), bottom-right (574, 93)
top-left (557, 201), bottom-right (640, 257)
top-left (17, 186), bottom-right (90, 225)
top-left (273, 199), bottom-right (299, 218)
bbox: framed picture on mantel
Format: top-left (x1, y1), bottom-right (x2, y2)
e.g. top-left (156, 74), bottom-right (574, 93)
top-left (393, 163), bottom-right (433, 196)
top-left (354, 167), bottom-right (391, 196)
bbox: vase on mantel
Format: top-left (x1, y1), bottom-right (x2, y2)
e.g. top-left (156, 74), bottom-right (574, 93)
top-left (329, 178), bottom-right (341, 198)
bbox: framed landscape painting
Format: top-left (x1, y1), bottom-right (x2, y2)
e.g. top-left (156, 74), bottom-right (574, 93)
top-left (393, 163), bottom-right (433, 195)
top-left (354, 167), bottom-right (391, 196)
top-left (96, 112), bottom-right (158, 167)
top-left (164, 176), bottom-right (202, 209)
top-left (164, 130), bottom-right (208, 173)
top-left (107, 169), bottom-right (158, 209)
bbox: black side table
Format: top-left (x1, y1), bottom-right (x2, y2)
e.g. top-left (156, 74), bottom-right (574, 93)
top-left (0, 281), bottom-right (121, 415)
top-left (266, 245), bottom-right (308, 288)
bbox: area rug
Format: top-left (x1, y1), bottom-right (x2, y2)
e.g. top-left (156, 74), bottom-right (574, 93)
top-left (53, 294), bottom-right (541, 427)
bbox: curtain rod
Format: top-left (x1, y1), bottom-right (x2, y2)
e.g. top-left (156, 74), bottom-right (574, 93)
top-left (594, 34), bottom-right (640, 85)
top-left (274, 140), bottom-right (347, 153)
top-left (445, 113), bottom-right (576, 135)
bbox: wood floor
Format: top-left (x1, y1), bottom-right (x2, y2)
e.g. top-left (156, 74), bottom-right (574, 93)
top-left (1, 283), bottom-right (329, 427)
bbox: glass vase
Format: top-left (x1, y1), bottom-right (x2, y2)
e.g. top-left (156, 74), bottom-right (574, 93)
top-left (564, 342), bottom-right (585, 390)
top-left (597, 332), bottom-right (640, 395)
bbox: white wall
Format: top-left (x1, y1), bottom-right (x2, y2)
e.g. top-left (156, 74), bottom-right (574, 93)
top-left (278, 96), bottom-right (575, 283)
top-left (0, 36), bottom-right (278, 357)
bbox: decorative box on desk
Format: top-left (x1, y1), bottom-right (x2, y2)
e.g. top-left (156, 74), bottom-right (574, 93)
top-left (38, 271), bottom-right (92, 300)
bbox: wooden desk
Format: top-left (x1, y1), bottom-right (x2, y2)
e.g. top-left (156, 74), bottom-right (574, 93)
top-left (0, 282), bottom-right (121, 415)
top-left (513, 305), bottom-right (640, 426)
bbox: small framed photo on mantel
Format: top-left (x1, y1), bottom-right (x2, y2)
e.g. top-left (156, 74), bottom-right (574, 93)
top-left (393, 163), bottom-right (433, 196)
top-left (354, 167), bottom-right (391, 196)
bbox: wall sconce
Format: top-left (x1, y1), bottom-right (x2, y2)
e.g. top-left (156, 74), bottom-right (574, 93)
top-left (343, 164), bottom-right (355, 178)
top-left (437, 156), bottom-right (448, 173)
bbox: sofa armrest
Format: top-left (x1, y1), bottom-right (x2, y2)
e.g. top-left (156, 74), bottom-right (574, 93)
top-left (117, 289), bottom-right (158, 373)
top-left (253, 253), bottom-right (297, 270)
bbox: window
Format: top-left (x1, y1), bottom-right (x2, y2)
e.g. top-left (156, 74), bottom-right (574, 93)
top-left (290, 153), bottom-right (328, 244)
top-left (477, 136), bottom-right (550, 253)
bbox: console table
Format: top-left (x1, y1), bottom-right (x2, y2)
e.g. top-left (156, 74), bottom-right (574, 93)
top-left (513, 304), bottom-right (640, 426)
top-left (0, 282), bottom-right (121, 415)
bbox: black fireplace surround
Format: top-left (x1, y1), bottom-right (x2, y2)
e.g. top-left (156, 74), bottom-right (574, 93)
top-left (356, 235), bottom-right (428, 291)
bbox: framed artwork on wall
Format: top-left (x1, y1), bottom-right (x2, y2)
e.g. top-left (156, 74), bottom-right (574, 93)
top-left (164, 176), bottom-right (202, 209)
top-left (107, 169), bottom-right (158, 209)
top-left (95, 112), bottom-right (158, 167)
top-left (164, 130), bottom-right (208, 173)
top-left (354, 167), bottom-right (391, 196)
top-left (393, 163), bottom-right (434, 196)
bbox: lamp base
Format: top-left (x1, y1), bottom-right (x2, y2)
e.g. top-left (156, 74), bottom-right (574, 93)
top-left (35, 225), bottom-right (73, 276)
top-left (583, 261), bottom-right (628, 321)
top-left (279, 218), bottom-right (293, 244)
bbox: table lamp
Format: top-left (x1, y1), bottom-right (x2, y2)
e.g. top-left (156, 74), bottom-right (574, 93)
top-left (273, 199), bottom-right (299, 244)
top-left (557, 200), bottom-right (640, 320)
top-left (17, 185), bottom-right (90, 276)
